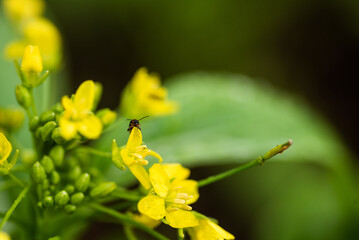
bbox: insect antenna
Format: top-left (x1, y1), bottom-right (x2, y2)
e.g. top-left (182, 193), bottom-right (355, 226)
top-left (139, 116), bottom-right (149, 121)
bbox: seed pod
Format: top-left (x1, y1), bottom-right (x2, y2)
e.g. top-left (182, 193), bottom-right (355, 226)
top-left (75, 173), bottom-right (90, 192)
top-left (15, 85), bottom-right (31, 109)
top-left (40, 110), bottom-right (56, 123)
top-left (49, 145), bottom-right (65, 167)
top-left (43, 196), bottom-right (54, 208)
top-left (54, 190), bottom-right (70, 206)
top-left (41, 121), bottom-right (57, 141)
top-left (32, 161), bottom-right (46, 183)
top-left (29, 116), bottom-right (40, 131)
top-left (50, 171), bottom-right (61, 185)
top-left (71, 192), bottom-right (84, 205)
top-left (65, 185), bottom-right (75, 195)
top-left (64, 204), bottom-right (76, 214)
top-left (40, 155), bottom-right (54, 174)
top-left (90, 182), bottom-right (117, 198)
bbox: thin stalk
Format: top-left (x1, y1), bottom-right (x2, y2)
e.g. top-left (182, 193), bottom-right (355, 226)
top-left (198, 140), bottom-right (293, 187)
top-left (29, 88), bottom-right (37, 116)
top-left (74, 146), bottom-right (112, 158)
top-left (88, 203), bottom-right (169, 240)
top-left (124, 225), bottom-right (138, 240)
top-left (0, 185), bottom-right (30, 230)
top-left (8, 173), bottom-right (25, 188)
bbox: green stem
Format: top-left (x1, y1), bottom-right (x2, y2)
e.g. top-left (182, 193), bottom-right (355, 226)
top-left (111, 189), bottom-right (142, 201)
top-left (29, 88), bottom-right (37, 116)
top-left (74, 146), bottom-right (112, 158)
top-left (88, 203), bottom-right (169, 240)
top-left (0, 185), bottom-right (30, 230)
top-left (198, 140), bottom-right (293, 187)
top-left (124, 225), bottom-right (138, 240)
top-left (8, 173), bottom-right (25, 188)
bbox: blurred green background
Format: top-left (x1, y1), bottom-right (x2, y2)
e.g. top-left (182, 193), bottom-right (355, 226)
top-left (1, 0), bottom-right (359, 239)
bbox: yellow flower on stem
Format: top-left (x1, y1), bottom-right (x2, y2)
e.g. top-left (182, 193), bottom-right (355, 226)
top-left (112, 127), bottom-right (162, 189)
top-left (21, 45), bottom-right (43, 74)
top-left (120, 67), bottom-right (178, 118)
top-left (187, 218), bottom-right (235, 240)
top-left (0, 133), bottom-right (12, 166)
top-left (138, 163), bottom-right (199, 229)
top-left (59, 80), bottom-right (103, 140)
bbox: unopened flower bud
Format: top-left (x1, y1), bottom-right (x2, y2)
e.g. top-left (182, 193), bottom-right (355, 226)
top-left (71, 192), bottom-right (84, 205)
top-left (43, 196), bottom-right (54, 207)
top-left (21, 45), bottom-right (43, 74)
top-left (40, 110), bottom-right (56, 123)
top-left (35, 126), bottom-right (43, 139)
top-left (40, 155), bottom-right (54, 174)
top-left (49, 145), bottom-right (65, 167)
top-left (32, 161), bottom-right (46, 183)
top-left (41, 121), bottom-right (57, 141)
top-left (29, 116), bottom-right (40, 131)
top-left (97, 108), bottom-right (117, 126)
top-left (64, 204), bottom-right (76, 214)
top-left (92, 82), bottom-right (102, 111)
top-left (50, 171), bottom-right (61, 185)
top-left (42, 179), bottom-right (50, 189)
top-left (75, 173), bottom-right (90, 192)
top-left (44, 190), bottom-right (51, 196)
top-left (15, 85), bottom-right (31, 109)
top-left (65, 185), bottom-right (75, 194)
top-left (52, 103), bottom-right (63, 113)
top-left (90, 182), bottom-right (117, 198)
top-left (68, 165), bottom-right (81, 180)
top-left (51, 128), bottom-right (66, 144)
top-left (54, 190), bottom-right (69, 206)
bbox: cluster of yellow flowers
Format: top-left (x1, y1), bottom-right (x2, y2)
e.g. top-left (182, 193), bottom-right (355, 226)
top-left (3, 0), bottom-right (62, 69)
top-left (112, 127), bottom-right (235, 239)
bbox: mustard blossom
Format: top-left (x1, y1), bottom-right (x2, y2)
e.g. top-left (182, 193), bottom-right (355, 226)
top-left (0, 133), bottom-right (12, 166)
top-left (120, 67), bottom-right (178, 118)
top-left (3, 0), bottom-right (44, 23)
top-left (187, 218), bottom-right (235, 240)
top-left (138, 163), bottom-right (199, 229)
top-left (112, 127), bottom-right (162, 189)
top-left (21, 45), bottom-right (43, 74)
top-left (0, 231), bottom-right (11, 240)
top-left (132, 213), bottom-right (161, 229)
top-left (59, 80), bottom-right (103, 140)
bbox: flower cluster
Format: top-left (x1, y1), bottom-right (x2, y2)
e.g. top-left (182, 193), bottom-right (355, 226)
top-left (3, 0), bottom-right (62, 69)
top-left (112, 126), bottom-right (234, 239)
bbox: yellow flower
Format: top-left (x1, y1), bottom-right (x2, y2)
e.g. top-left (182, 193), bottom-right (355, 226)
top-left (59, 80), bottom-right (103, 140)
top-left (0, 133), bottom-right (12, 165)
top-left (5, 18), bottom-right (62, 69)
top-left (187, 219), bottom-right (235, 240)
top-left (0, 108), bottom-right (25, 132)
top-left (0, 231), bottom-right (11, 240)
top-left (97, 108), bottom-right (117, 126)
top-left (21, 45), bottom-right (43, 73)
top-left (138, 163), bottom-right (199, 228)
top-left (132, 213), bottom-right (161, 229)
top-left (3, 0), bottom-right (44, 23)
top-left (120, 67), bottom-right (178, 118)
top-left (112, 127), bottom-right (162, 189)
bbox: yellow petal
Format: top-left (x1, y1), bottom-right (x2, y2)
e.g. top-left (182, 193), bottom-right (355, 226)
top-left (171, 180), bottom-right (199, 205)
top-left (192, 219), bottom-right (235, 240)
top-left (74, 80), bottom-right (95, 111)
top-left (126, 127), bottom-right (142, 152)
top-left (21, 45), bottom-right (43, 73)
top-left (132, 213), bottom-right (161, 229)
top-left (120, 148), bottom-right (135, 166)
top-left (165, 210), bottom-right (199, 228)
top-left (162, 163), bottom-right (190, 181)
top-left (206, 220), bottom-right (235, 239)
top-left (4, 40), bottom-right (26, 59)
top-left (0, 231), bottom-right (11, 240)
top-left (141, 149), bottom-right (163, 163)
top-left (149, 164), bottom-right (170, 198)
top-left (138, 195), bottom-right (166, 220)
top-left (61, 95), bottom-right (74, 111)
top-left (128, 164), bottom-right (151, 190)
top-left (59, 116), bottom-right (77, 140)
top-left (0, 133), bottom-right (12, 164)
top-left (77, 114), bottom-right (103, 139)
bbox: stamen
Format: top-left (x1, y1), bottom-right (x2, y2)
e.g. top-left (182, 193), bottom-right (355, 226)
top-left (173, 198), bottom-right (186, 204)
top-left (180, 205), bottom-right (192, 211)
top-left (166, 207), bottom-right (179, 212)
top-left (176, 193), bottom-right (188, 199)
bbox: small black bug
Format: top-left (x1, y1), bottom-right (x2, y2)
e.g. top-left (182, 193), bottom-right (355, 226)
top-left (127, 116), bottom-right (149, 133)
